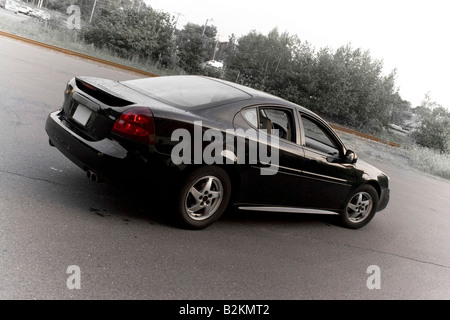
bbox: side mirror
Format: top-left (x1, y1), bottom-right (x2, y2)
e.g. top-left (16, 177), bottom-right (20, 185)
top-left (345, 150), bottom-right (357, 164)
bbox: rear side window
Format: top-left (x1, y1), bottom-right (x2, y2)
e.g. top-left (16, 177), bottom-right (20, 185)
top-left (242, 108), bottom-right (258, 128)
top-left (241, 107), bottom-right (296, 142)
top-left (123, 76), bottom-right (252, 109)
top-left (259, 108), bottom-right (296, 142)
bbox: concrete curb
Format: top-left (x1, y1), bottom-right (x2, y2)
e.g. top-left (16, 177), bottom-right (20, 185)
top-left (0, 30), bottom-right (158, 77)
top-left (330, 124), bottom-right (401, 148)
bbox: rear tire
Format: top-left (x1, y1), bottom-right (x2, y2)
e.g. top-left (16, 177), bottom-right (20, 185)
top-left (340, 184), bottom-right (379, 229)
top-left (176, 166), bottom-right (231, 229)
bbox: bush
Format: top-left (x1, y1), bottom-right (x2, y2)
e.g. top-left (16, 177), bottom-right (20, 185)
top-left (412, 108), bottom-right (450, 153)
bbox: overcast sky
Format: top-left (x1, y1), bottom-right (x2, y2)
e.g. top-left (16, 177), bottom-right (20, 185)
top-left (146, 0), bottom-right (450, 110)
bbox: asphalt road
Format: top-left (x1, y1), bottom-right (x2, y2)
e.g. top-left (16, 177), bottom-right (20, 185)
top-left (0, 35), bottom-right (449, 300)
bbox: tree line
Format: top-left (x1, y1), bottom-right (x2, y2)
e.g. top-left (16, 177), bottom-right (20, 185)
top-left (43, 0), bottom-right (449, 152)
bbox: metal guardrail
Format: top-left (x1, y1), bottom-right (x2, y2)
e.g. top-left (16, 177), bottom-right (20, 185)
top-left (0, 30), bottom-right (401, 148)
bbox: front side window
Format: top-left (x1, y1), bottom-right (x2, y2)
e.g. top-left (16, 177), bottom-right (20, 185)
top-left (301, 115), bottom-right (340, 155)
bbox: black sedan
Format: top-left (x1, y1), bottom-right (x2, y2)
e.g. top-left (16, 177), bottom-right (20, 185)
top-left (45, 75), bottom-right (390, 229)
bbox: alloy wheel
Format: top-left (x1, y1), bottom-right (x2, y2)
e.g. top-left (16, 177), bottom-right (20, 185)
top-left (184, 175), bottom-right (224, 221)
top-left (345, 191), bottom-right (373, 223)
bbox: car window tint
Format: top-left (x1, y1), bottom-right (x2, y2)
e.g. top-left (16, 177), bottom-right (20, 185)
top-left (301, 116), bottom-right (339, 155)
top-left (242, 108), bottom-right (258, 128)
top-left (259, 108), bottom-right (295, 142)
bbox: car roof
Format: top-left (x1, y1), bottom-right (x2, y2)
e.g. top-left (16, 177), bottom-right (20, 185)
top-left (210, 77), bottom-right (315, 116)
top-left (121, 75), bottom-right (317, 118)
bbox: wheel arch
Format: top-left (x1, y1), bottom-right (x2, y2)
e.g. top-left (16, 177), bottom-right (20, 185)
top-left (174, 161), bottom-right (236, 229)
top-left (365, 180), bottom-right (381, 200)
top-left (175, 158), bottom-right (242, 198)
top-left (340, 180), bottom-right (381, 213)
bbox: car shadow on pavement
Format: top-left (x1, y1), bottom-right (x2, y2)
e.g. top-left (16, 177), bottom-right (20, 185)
top-left (221, 209), bottom-right (339, 229)
top-left (45, 172), bottom-right (340, 230)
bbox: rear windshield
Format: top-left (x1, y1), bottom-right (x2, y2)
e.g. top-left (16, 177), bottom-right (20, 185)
top-left (123, 76), bottom-right (252, 109)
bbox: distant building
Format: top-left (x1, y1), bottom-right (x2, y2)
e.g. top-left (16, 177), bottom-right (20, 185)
top-left (402, 113), bottom-right (422, 132)
top-left (204, 60), bottom-right (224, 69)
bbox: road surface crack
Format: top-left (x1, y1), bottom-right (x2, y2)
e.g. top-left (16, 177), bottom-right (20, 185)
top-left (339, 242), bottom-right (450, 269)
top-left (0, 169), bottom-right (62, 186)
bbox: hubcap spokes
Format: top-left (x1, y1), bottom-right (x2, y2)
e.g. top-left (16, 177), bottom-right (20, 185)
top-left (346, 192), bottom-right (373, 223)
top-left (185, 176), bottom-right (223, 220)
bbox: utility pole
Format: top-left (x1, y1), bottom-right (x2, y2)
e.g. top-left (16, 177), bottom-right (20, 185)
top-left (202, 18), bottom-right (213, 36)
top-left (89, 0), bottom-right (97, 23)
top-left (212, 35), bottom-right (220, 61)
top-left (173, 12), bottom-right (184, 30)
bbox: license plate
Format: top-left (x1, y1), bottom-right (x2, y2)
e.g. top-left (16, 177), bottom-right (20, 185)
top-left (72, 105), bottom-right (92, 126)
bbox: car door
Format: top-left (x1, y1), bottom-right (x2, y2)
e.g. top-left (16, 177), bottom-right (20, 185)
top-left (295, 113), bottom-right (356, 210)
top-left (235, 105), bottom-right (306, 206)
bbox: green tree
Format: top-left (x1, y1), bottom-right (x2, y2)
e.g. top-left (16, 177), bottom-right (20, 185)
top-left (282, 40), bottom-right (317, 108)
top-left (176, 22), bottom-right (217, 73)
top-left (225, 33), bottom-right (402, 133)
top-left (225, 28), bottom-right (296, 91)
top-left (412, 94), bottom-right (450, 153)
top-left (389, 94), bottom-right (412, 125)
top-left (310, 44), bottom-right (398, 132)
top-left (224, 27), bottom-right (318, 109)
top-left (80, 6), bottom-right (176, 67)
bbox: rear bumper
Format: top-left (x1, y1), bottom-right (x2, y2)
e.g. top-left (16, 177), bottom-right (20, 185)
top-left (45, 110), bottom-right (172, 186)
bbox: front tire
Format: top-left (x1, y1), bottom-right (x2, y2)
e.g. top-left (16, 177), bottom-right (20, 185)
top-left (176, 166), bottom-right (231, 229)
top-left (340, 184), bottom-right (379, 229)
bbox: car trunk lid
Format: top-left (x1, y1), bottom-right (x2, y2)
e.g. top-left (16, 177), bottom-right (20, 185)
top-left (62, 77), bottom-right (137, 141)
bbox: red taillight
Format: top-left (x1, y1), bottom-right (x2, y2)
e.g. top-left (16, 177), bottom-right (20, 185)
top-left (112, 107), bottom-right (155, 145)
top-left (81, 82), bottom-right (97, 92)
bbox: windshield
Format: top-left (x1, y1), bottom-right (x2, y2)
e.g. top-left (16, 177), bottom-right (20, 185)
top-left (123, 76), bottom-right (252, 109)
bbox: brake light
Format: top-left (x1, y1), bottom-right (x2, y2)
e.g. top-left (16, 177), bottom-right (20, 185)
top-left (81, 82), bottom-right (97, 91)
top-left (112, 107), bottom-right (155, 145)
